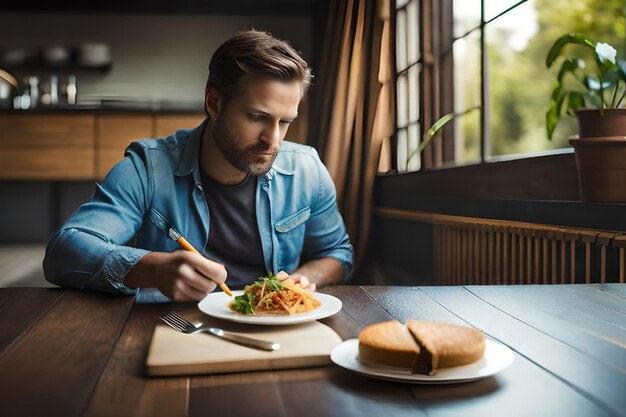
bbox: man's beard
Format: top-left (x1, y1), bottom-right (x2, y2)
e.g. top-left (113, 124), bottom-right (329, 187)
top-left (213, 118), bottom-right (278, 176)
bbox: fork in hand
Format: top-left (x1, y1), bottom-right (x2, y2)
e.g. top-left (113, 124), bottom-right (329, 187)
top-left (160, 311), bottom-right (280, 351)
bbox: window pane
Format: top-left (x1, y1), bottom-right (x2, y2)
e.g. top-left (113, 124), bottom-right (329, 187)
top-left (406, 0), bottom-right (420, 63)
top-left (396, 128), bottom-right (408, 171)
top-left (453, 0), bottom-right (481, 38)
top-left (485, 0), bottom-right (524, 22)
top-left (408, 64), bottom-right (420, 123)
top-left (396, 9), bottom-right (407, 71)
top-left (486, 0), bottom-right (566, 157)
top-left (396, 0), bottom-right (410, 9)
top-left (407, 123), bottom-right (421, 171)
top-left (397, 73), bottom-right (408, 127)
top-left (453, 30), bottom-right (481, 163)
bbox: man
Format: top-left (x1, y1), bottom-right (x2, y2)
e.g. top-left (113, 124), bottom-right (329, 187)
top-left (43, 30), bottom-right (353, 301)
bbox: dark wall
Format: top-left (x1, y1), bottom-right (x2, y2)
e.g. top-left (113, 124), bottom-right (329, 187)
top-left (0, 181), bottom-right (96, 243)
top-left (355, 152), bottom-right (626, 285)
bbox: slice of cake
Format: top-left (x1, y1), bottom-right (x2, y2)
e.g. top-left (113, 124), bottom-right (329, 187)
top-left (357, 320), bottom-right (486, 375)
top-left (406, 320), bottom-right (486, 375)
top-left (358, 320), bottom-right (421, 367)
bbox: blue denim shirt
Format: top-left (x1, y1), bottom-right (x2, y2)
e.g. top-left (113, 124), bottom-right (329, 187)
top-left (43, 119), bottom-right (353, 294)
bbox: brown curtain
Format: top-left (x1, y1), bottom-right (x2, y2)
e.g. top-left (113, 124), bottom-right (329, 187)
top-left (314, 0), bottom-right (394, 271)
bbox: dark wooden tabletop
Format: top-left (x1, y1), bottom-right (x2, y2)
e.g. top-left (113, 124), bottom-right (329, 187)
top-left (0, 284), bottom-right (624, 417)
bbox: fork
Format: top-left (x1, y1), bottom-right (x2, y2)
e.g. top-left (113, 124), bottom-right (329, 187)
top-left (160, 311), bottom-right (280, 351)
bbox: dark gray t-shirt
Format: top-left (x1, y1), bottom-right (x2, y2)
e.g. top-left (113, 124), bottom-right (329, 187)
top-left (201, 172), bottom-right (267, 289)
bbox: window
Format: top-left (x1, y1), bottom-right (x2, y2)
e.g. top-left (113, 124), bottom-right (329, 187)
top-left (395, 0), bottom-right (421, 170)
top-left (394, 0), bottom-right (626, 172)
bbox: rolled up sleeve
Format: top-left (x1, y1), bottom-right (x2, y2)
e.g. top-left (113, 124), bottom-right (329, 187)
top-left (43, 148), bottom-right (152, 294)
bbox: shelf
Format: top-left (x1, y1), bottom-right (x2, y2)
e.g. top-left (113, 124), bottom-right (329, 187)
top-left (1, 62), bottom-right (111, 75)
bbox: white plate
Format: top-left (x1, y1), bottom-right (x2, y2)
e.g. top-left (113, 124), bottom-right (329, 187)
top-left (331, 339), bottom-right (514, 384)
top-left (198, 290), bottom-right (342, 325)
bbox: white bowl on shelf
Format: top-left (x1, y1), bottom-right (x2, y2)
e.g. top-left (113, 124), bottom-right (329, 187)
top-left (78, 43), bottom-right (111, 66)
top-left (42, 46), bottom-right (71, 64)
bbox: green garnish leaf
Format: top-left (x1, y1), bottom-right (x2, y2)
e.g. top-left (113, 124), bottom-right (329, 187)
top-left (255, 272), bottom-right (284, 292)
top-left (234, 272), bottom-right (285, 315)
top-left (234, 292), bottom-right (255, 314)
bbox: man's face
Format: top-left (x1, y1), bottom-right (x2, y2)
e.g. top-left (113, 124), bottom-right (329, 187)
top-left (210, 76), bottom-right (302, 176)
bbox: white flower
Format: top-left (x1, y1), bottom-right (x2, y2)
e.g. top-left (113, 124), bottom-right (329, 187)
top-left (578, 59), bottom-right (586, 69)
top-left (595, 42), bottom-right (616, 64)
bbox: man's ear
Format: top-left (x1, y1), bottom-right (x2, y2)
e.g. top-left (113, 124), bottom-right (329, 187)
top-left (204, 87), bottom-right (221, 118)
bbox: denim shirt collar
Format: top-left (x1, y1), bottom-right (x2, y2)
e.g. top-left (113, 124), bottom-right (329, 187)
top-left (174, 118), bottom-right (206, 181)
top-left (174, 117), bottom-right (294, 185)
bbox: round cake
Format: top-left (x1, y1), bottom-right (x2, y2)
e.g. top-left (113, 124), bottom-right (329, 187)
top-left (358, 320), bottom-right (420, 368)
top-left (358, 319), bottom-right (486, 375)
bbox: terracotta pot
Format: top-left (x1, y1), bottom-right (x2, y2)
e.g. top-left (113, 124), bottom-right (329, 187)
top-left (570, 137), bottom-right (626, 202)
top-left (575, 108), bottom-right (626, 138)
top-left (570, 108), bottom-right (626, 203)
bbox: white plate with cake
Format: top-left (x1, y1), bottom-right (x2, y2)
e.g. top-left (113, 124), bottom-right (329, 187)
top-left (331, 319), bottom-right (514, 384)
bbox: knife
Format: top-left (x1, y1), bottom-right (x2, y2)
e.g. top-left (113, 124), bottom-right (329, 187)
top-left (203, 327), bottom-right (281, 351)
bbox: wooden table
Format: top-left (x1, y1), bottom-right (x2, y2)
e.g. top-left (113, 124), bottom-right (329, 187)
top-left (1, 284), bottom-right (624, 417)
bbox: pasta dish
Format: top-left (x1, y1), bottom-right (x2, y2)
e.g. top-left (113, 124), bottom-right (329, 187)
top-left (229, 273), bottom-right (321, 315)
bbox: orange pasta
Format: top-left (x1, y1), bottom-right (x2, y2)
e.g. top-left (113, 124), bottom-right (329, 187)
top-left (229, 273), bottom-right (321, 315)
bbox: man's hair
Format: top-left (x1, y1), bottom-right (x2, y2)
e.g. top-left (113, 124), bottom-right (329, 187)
top-left (206, 30), bottom-right (312, 104)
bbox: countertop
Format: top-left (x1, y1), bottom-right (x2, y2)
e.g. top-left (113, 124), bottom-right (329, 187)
top-left (0, 101), bottom-right (204, 113)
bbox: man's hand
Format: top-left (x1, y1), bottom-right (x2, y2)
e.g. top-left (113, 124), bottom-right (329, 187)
top-left (125, 251), bottom-right (227, 301)
top-left (275, 270), bottom-right (316, 292)
top-left (286, 257), bottom-right (345, 289)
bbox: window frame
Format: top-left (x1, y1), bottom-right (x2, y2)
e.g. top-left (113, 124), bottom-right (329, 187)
top-left (392, 0), bottom-right (567, 173)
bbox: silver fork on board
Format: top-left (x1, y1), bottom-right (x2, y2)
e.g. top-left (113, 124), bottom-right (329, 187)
top-left (160, 311), bottom-right (280, 351)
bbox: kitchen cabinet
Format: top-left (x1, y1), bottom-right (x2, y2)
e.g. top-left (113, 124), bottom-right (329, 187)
top-left (0, 112), bottom-right (205, 180)
top-left (154, 113), bottom-right (205, 137)
top-left (97, 113), bottom-right (205, 179)
top-left (96, 114), bottom-right (153, 179)
top-left (0, 114), bottom-right (95, 180)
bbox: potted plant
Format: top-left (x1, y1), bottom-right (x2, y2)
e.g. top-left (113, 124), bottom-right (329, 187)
top-left (546, 32), bottom-right (626, 202)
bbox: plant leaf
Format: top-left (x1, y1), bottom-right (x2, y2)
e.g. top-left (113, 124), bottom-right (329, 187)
top-left (586, 91), bottom-right (604, 110)
top-left (557, 58), bottom-right (579, 84)
top-left (405, 106), bottom-right (480, 166)
top-left (546, 102), bottom-right (560, 140)
top-left (566, 92), bottom-right (585, 116)
top-left (426, 113), bottom-right (455, 138)
top-left (617, 60), bottom-right (626, 82)
top-left (546, 84), bottom-right (565, 140)
top-left (546, 33), bottom-right (596, 68)
top-left (424, 106), bottom-right (480, 148)
top-left (603, 71), bottom-right (619, 87)
top-left (550, 82), bottom-right (565, 102)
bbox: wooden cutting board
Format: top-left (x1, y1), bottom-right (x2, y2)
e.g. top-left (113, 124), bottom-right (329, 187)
top-left (145, 320), bottom-right (343, 376)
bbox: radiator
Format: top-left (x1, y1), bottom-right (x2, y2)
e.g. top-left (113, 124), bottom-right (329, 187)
top-left (375, 208), bottom-right (626, 285)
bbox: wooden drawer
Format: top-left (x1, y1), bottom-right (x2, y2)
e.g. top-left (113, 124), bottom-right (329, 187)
top-left (0, 149), bottom-right (94, 180)
top-left (154, 113), bottom-right (205, 138)
top-left (0, 112), bottom-right (211, 180)
top-left (96, 114), bottom-right (153, 180)
top-left (0, 114), bottom-right (94, 148)
top-left (0, 114), bottom-right (95, 180)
